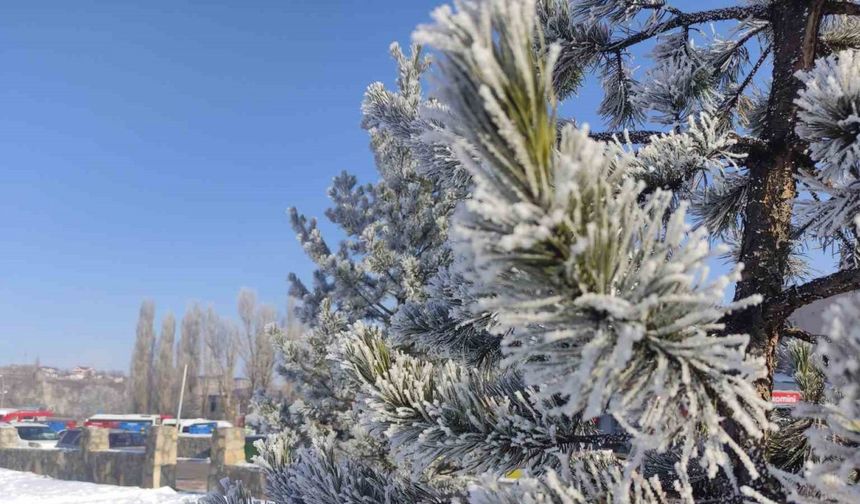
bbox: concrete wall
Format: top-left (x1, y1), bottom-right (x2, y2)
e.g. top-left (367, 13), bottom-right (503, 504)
top-left (223, 463), bottom-right (267, 498)
top-left (0, 425), bottom-right (177, 489)
top-left (0, 425), bottom-right (268, 499)
top-left (208, 427), bottom-right (267, 499)
top-left (177, 434), bottom-right (211, 459)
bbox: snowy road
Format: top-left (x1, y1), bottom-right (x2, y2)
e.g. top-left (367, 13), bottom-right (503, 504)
top-left (0, 468), bottom-right (198, 504)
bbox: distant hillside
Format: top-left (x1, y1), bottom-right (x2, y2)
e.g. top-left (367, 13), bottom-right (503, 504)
top-left (0, 364), bottom-right (129, 418)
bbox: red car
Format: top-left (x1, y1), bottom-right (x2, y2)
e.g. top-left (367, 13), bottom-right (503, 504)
top-left (0, 408), bottom-right (54, 423)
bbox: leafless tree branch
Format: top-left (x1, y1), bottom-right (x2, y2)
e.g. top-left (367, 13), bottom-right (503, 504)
top-left (769, 268), bottom-right (860, 318)
top-left (718, 45), bottom-right (772, 120)
top-left (782, 326), bottom-right (823, 344)
top-left (604, 6), bottom-right (769, 53)
top-left (589, 130), bottom-right (663, 143)
top-left (824, 1), bottom-right (860, 16)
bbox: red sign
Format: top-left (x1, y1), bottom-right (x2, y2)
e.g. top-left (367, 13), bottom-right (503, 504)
top-left (772, 390), bottom-right (801, 405)
top-left (84, 420), bottom-right (120, 429)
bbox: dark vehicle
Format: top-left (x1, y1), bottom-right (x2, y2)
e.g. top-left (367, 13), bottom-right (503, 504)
top-left (56, 428), bottom-right (146, 451)
top-left (45, 418), bottom-right (77, 433)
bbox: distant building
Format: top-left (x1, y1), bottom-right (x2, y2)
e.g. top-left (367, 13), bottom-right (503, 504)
top-left (195, 375), bottom-right (254, 423)
top-left (69, 366), bottom-right (95, 380)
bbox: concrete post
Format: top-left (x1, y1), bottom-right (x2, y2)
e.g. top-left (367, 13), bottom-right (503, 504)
top-left (143, 426), bottom-right (178, 488)
top-left (0, 426), bottom-right (18, 449)
top-left (81, 427), bottom-right (110, 452)
top-left (80, 427), bottom-right (110, 483)
top-left (208, 427), bottom-right (245, 493)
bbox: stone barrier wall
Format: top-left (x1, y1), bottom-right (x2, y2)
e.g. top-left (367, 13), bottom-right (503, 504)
top-left (207, 427), bottom-right (267, 499)
top-left (223, 463), bottom-right (267, 498)
top-left (0, 425), bottom-right (268, 499)
top-left (177, 434), bottom-right (211, 459)
top-left (0, 425), bottom-right (177, 489)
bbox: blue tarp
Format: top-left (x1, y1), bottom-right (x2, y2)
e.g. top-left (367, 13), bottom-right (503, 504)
top-left (45, 420), bottom-right (69, 433)
top-left (185, 422), bottom-right (216, 434)
top-left (117, 421), bottom-right (150, 433)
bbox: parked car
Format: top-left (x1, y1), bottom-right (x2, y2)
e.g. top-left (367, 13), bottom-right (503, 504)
top-left (0, 409), bottom-right (19, 420)
top-left (0, 408), bottom-right (54, 424)
top-left (56, 428), bottom-right (146, 452)
top-left (43, 418), bottom-right (77, 433)
top-left (12, 422), bottom-right (60, 449)
top-left (772, 372), bottom-right (802, 408)
top-left (84, 414), bottom-right (161, 433)
top-left (163, 418), bottom-right (233, 434)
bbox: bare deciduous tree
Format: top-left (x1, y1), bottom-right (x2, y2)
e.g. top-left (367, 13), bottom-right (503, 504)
top-left (237, 287), bottom-right (278, 394)
top-left (153, 312), bottom-right (176, 415)
top-left (203, 307), bottom-right (240, 421)
top-left (129, 300), bottom-right (155, 413)
top-left (177, 303), bottom-right (203, 416)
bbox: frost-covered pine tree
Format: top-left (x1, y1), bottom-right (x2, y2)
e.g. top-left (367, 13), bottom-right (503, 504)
top-left (247, 42), bottom-right (473, 497)
top-left (230, 1), bottom-right (860, 503)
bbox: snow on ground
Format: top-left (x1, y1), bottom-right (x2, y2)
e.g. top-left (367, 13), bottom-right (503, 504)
top-left (0, 468), bottom-right (199, 504)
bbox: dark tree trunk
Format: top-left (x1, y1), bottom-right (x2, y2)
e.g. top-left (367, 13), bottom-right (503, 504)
top-left (724, 5), bottom-right (828, 498)
top-left (731, 0), bottom-right (827, 400)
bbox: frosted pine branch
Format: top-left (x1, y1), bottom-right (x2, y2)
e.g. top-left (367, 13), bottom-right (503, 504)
top-left (469, 461), bottom-right (669, 504)
top-left (796, 174), bottom-right (860, 244)
top-left (820, 15), bottom-right (860, 56)
top-left (631, 114), bottom-right (745, 199)
top-left (691, 172), bottom-right (749, 238)
top-left (338, 324), bottom-right (606, 476)
top-left (796, 50), bottom-right (860, 182)
top-left (771, 293), bottom-right (860, 503)
top-left (389, 267), bottom-right (503, 367)
top-left (417, 0), bottom-right (771, 499)
top-left (589, 129), bottom-right (765, 151)
top-left (267, 438), bottom-right (450, 504)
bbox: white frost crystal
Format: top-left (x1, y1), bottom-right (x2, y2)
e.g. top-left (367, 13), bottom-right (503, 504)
top-left (797, 50), bottom-right (860, 182)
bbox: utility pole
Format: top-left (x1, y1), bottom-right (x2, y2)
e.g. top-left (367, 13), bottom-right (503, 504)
top-left (176, 364), bottom-right (188, 427)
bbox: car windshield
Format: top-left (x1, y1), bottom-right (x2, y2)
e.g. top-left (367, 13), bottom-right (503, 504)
top-left (17, 426), bottom-right (59, 441)
top-left (57, 429), bottom-right (82, 447)
top-left (109, 431), bottom-right (145, 448)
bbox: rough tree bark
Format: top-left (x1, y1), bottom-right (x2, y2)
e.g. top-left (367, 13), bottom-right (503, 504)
top-left (730, 0), bottom-right (828, 401)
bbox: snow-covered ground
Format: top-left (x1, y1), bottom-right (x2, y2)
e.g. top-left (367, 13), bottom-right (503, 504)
top-left (0, 468), bottom-right (199, 504)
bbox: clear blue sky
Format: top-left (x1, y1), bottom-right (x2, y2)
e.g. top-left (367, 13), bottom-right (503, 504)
top-left (0, 0), bottom-right (450, 370)
top-left (0, 1), bottom-right (832, 371)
